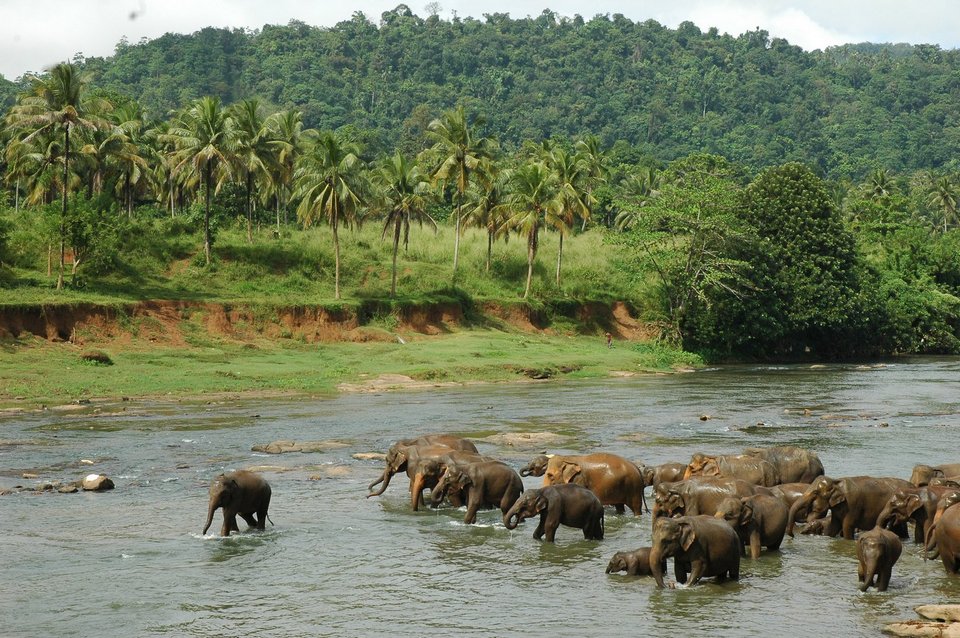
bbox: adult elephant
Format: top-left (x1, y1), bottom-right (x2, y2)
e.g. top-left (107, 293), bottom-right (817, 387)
top-left (430, 459), bottom-right (524, 524)
top-left (931, 502), bottom-right (960, 574)
top-left (911, 463), bottom-right (960, 487)
top-left (653, 477), bottom-right (761, 519)
top-left (406, 448), bottom-right (490, 511)
top-left (540, 453), bottom-right (646, 515)
top-left (743, 446), bottom-right (824, 483)
top-left (503, 484), bottom-right (604, 542)
top-left (519, 454), bottom-right (550, 478)
top-left (649, 515), bottom-right (741, 588)
top-left (683, 453), bottom-right (780, 487)
top-left (638, 462), bottom-right (687, 490)
top-left (714, 494), bottom-right (788, 559)
top-left (786, 475), bottom-right (913, 540)
top-left (367, 434), bottom-right (478, 498)
top-left (877, 485), bottom-right (960, 544)
top-left (202, 470), bottom-right (272, 537)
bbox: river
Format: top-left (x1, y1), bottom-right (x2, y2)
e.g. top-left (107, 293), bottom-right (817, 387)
top-left (1, 359), bottom-right (959, 637)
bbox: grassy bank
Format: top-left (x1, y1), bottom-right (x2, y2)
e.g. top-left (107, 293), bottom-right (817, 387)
top-left (0, 329), bottom-right (700, 409)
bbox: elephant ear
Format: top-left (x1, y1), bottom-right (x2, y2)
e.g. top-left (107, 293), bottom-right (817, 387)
top-left (828, 484), bottom-right (845, 508)
top-left (535, 493), bottom-right (549, 513)
top-left (904, 494), bottom-right (923, 516)
top-left (680, 522), bottom-right (697, 551)
top-left (739, 498), bottom-right (755, 527)
top-left (560, 462), bottom-right (582, 484)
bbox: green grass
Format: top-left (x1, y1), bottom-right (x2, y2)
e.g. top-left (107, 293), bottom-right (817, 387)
top-left (0, 329), bottom-right (700, 408)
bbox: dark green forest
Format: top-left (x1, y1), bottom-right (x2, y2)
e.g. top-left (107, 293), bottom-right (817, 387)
top-left (3, 7), bottom-right (959, 178)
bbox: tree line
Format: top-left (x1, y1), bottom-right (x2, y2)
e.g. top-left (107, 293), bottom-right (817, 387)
top-left (2, 55), bottom-right (960, 361)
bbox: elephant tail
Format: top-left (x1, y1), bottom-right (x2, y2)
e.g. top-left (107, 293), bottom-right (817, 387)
top-left (267, 514), bottom-right (275, 527)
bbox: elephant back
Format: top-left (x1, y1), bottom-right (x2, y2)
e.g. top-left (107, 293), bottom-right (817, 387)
top-left (743, 446), bottom-right (824, 483)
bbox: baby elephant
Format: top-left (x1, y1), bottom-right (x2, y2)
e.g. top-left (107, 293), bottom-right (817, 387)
top-left (503, 484), bottom-right (604, 542)
top-left (606, 547), bottom-right (664, 576)
top-left (202, 470), bottom-right (273, 537)
top-left (857, 525), bottom-right (902, 592)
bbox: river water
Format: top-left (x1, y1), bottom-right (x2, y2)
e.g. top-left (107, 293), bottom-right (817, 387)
top-left (2, 359), bottom-right (959, 637)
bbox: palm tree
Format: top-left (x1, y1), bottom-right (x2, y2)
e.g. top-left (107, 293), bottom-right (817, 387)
top-left (928, 174), bottom-right (959, 233)
top-left (110, 101), bottom-right (149, 218)
top-left (231, 98), bottom-right (274, 243)
top-left (375, 152), bottom-right (435, 296)
top-left (574, 135), bottom-right (609, 229)
top-left (865, 167), bottom-right (896, 200)
top-left (544, 146), bottom-right (589, 286)
top-left (165, 96), bottom-right (235, 265)
top-left (427, 105), bottom-right (496, 276)
top-left (464, 162), bottom-right (508, 272)
top-left (265, 109), bottom-right (306, 234)
top-left (294, 131), bottom-right (367, 300)
top-left (501, 160), bottom-right (561, 299)
top-left (6, 62), bottom-right (107, 289)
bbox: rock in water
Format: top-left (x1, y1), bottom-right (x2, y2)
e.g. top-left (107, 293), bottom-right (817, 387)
top-left (81, 474), bottom-right (114, 491)
top-left (917, 607), bottom-right (960, 623)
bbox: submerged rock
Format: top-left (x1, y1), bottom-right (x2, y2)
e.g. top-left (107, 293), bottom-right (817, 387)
top-left (917, 606), bottom-right (960, 623)
top-left (252, 440), bottom-right (350, 454)
top-left (352, 452), bottom-right (387, 461)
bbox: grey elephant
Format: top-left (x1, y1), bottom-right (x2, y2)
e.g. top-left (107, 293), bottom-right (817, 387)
top-left (503, 484), bottom-right (604, 542)
top-left (743, 446), bottom-right (824, 483)
top-left (606, 547), bottom-right (663, 576)
top-left (202, 470), bottom-right (272, 537)
top-left (857, 525), bottom-right (902, 592)
top-left (649, 515), bottom-right (740, 588)
top-left (714, 494), bottom-right (788, 559)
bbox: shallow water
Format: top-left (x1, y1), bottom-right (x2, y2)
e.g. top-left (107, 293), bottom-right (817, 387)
top-left (2, 359), bottom-right (960, 637)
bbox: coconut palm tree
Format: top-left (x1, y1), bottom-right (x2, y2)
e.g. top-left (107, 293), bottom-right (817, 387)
top-left (265, 109), bottom-right (307, 234)
top-left (231, 98), bottom-right (274, 243)
top-left (427, 105), bottom-right (496, 276)
top-left (464, 161), bottom-right (508, 273)
top-left (375, 152), bottom-right (435, 296)
top-left (294, 131), bottom-right (367, 300)
top-left (6, 62), bottom-right (108, 289)
top-left (110, 101), bottom-right (149, 218)
top-left (165, 96), bottom-right (235, 265)
top-left (574, 135), bottom-right (609, 229)
top-left (501, 160), bottom-right (561, 299)
top-left (543, 146), bottom-right (589, 286)
top-left (927, 174), bottom-right (959, 233)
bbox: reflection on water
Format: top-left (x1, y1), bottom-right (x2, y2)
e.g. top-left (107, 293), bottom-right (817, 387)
top-left (1, 359), bottom-right (960, 637)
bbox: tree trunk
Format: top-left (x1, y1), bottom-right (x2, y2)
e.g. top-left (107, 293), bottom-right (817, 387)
top-left (14, 178), bottom-right (19, 213)
top-left (486, 229), bottom-right (492, 272)
top-left (246, 171), bottom-right (253, 244)
top-left (452, 194), bottom-right (462, 276)
top-left (126, 172), bottom-right (132, 219)
top-left (275, 195), bottom-right (281, 236)
top-left (524, 227), bottom-right (537, 299)
top-left (57, 124), bottom-right (69, 291)
top-left (333, 210), bottom-right (341, 300)
top-left (391, 218), bottom-right (401, 297)
top-left (556, 233), bottom-right (563, 286)
top-left (203, 166), bottom-right (212, 266)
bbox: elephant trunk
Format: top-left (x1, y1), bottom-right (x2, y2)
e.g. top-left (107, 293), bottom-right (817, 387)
top-left (367, 468), bottom-right (394, 498)
top-left (202, 501), bottom-right (217, 535)
top-left (649, 546), bottom-right (667, 588)
top-left (859, 556), bottom-right (878, 592)
top-left (924, 521), bottom-right (938, 559)
top-left (410, 472), bottom-right (427, 511)
top-left (681, 466), bottom-right (694, 480)
top-left (430, 481), bottom-right (447, 507)
top-left (876, 502), bottom-right (896, 529)
top-left (504, 503), bottom-right (523, 529)
top-left (787, 492), bottom-right (813, 537)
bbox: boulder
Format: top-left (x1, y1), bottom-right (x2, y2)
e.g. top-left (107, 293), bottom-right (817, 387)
top-left (917, 608), bottom-right (960, 623)
top-left (252, 440), bottom-right (350, 454)
top-left (58, 484), bottom-right (79, 494)
top-left (352, 452), bottom-right (387, 461)
top-left (81, 474), bottom-right (114, 491)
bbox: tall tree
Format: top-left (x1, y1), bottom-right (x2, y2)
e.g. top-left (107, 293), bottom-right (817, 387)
top-left (294, 131), bottom-right (367, 300)
top-left (501, 160), bottom-right (561, 299)
top-left (927, 174), bottom-right (958, 233)
top-left (574, 135), bottom-right (609, 229)
top-left (166, 96), bottom-right (235, 265)
top-left (428, 105), bottom-right (495, 276)
top-left (6, 62), bottom-right (107, 289)
top-left (544, 146), bottom-right (589, 286)
top-left (265, 109), bottom-right (306, 234)
top-left (231, 98), bottom-right (274, 243)
top-left (464, 161), bottom-right (508, 273)
top-left (375, 152), bottom-right (435, 296)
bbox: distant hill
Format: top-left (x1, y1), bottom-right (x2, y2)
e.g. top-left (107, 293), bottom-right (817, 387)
top-left (10, 8), bottom-right (960, 178)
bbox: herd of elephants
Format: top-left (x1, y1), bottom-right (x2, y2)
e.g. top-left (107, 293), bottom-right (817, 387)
top-left (202, 434), bottom-right (960, 590)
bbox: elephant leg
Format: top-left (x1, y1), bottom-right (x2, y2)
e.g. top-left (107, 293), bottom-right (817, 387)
top-left (877, 567), bottom-right (892, 592)
top-left (533, 514), bottom-right (547, 541)
top-left (615, 504), bottom-right (625, 514)
top-left (728, 558), bottom-right (740, 581)
top-left (841, 517), bottom-right (855, 540)
top-left (240, 512), bottom-right (257, 528)
top-left (674, 559), bottom-right (689, 584)
top-left (685, 560), bottom-right (706, 586)
top-left (222, 512), bottom-right (237, 537)
top-left (749, 530), bottom-right (762, 559)
top-left (464, 492), bottom-right (480, 525)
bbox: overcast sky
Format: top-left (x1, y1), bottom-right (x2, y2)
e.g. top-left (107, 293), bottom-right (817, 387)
top-left (3, 1), bottom-right (959, 81)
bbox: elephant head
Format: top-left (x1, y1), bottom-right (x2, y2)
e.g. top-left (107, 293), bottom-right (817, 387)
top-left (652, 483), bottom-right (685, 519)
top-left (202, 473), bottom-right (237, 535)
top-left (877, 489), bottom-right (923, 529)
top-left (519, 454), bottom-right (551, 477)
top-left (638, 465), bottom-right (655, 488)
top-left (715, 496), bottom-right (753, 530)
top-left (910, 464), bottom-right (942, 487)
top-left (682, 453), bottom-right (720, 480)
top-left (929, 477), bottom-right (960, 488)
top-left (503, 489), bottom-right (546, 529)
top-left (431, 465), bottom-right (469, 507)
top-left (543, 457), bottom-right (583, 486)
top-left (786, 476), bottom-right (838, 536)
top-left (649, 516), bottom-right (697, 588)
top-left (409, 458), bottom-right (446, 510)
top-left (605, 551), bottom-right (633, 574)
top-left (367, 443), bottom-right (413, 497)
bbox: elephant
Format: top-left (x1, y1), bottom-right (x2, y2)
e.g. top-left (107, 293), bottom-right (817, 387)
top-left (367, 434), bottom-right (478, 498)
top-left (929, 477), bottom-right (960, 488)
top-left (519, 454), bottom-right (550, 478)
top-left (876, 485), bottom-right (960, 544)
top-left (743, 446), bottom-right (824, 483)
top-left (605, 547), bottom-right (664, 576)
top-left (406, 448), bottom-right (490, 511)
top-left (924, 492), bottom-right (960, 557)
top-left (540, 453), bottom-right (646, 515)
top-left (202, 470), bottom-right (272, 537)
top-left (769, 482), bottom-right (815, 510)
top-left (429, 459), bottom-right (524, 524)
top-left (653, 477), bottom-right (762, 519)
top-left (857, 525), bottom-right (902, 592)
top-left (911, 463), bottom-right (960, 487)
top-left (931, 501), bottom-right (960, 573)
top-left (503, 484), bottom-right (604, 542)
top-left (649, 515), bottom-right (741, 588)
top-left (714, 493), bottom-right (789, 559)
top-left (638, 462), bottom-right (687, 490)
top-left (683, 452), bottom-right (780, 487)
top-left (786, 476), bottom-right (914, 540)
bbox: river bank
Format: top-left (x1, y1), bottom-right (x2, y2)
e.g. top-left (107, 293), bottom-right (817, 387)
top-left (0, 300), bottom-right (700, 409)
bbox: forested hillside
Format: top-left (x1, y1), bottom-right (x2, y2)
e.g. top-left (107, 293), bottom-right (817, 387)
top-left (4, 7), bottom-right (957, 179)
